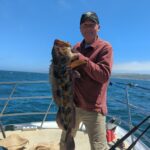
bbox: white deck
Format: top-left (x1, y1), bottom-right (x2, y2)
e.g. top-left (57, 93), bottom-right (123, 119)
top-left (0, 121), bottom-right (149, 150)
top-left (0, 128), bottom-right (90, 150)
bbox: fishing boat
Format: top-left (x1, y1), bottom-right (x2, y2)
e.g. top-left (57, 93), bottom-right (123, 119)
top-left (0, 79), bottom-right (150, 150)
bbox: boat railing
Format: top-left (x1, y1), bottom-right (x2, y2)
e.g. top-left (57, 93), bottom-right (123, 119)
top-left (0, 80), bottom-right (150, 147)
top-left (109, 115), bottom-right (150, 150)
top-left (0, 81), bottom-right (57, 132)
top-left (108, 81), bottom-right (150, 148)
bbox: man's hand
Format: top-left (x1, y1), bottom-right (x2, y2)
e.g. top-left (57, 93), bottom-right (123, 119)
top-left (71, 53), bottom-right (79, 61)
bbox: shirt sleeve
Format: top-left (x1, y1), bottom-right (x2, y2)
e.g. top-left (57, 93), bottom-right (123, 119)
top-left (77, 43), bottom-right (113, 83)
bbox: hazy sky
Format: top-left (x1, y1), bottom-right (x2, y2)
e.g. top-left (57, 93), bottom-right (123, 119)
top-left (0, 0), bottom-right (150, 74)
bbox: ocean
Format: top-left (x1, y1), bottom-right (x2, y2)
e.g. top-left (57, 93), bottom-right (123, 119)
top-left (0, 70), bottom-right (150, 147)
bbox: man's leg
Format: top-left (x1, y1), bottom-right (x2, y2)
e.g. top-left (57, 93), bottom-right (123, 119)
top-left (82, 109), bottom-right (108, 150)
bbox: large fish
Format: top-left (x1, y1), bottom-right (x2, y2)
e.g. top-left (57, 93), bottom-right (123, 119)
top-left (49, 39), bottom-right (86, 150)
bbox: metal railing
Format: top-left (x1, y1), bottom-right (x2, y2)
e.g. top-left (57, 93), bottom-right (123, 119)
top-left (0, 81), bottom-right (57, 135)
top-left (108, 81), bottom-right (150, 149)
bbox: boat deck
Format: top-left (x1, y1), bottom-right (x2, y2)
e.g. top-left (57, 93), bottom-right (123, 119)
top-left (0, 128), bottom-right (130, 150)
top-left (0, 128), bottom-right (90, 150)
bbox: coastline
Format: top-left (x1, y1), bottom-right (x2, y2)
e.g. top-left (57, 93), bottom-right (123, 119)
top-left (111, 73), bottom-right (150, 81)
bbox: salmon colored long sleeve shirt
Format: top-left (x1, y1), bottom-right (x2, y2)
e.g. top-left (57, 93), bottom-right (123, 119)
top-left (73, 38), bottom-right (113, 115)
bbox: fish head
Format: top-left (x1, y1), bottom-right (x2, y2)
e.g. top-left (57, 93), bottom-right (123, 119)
top-left (52, 39), bottom-right (74, 65)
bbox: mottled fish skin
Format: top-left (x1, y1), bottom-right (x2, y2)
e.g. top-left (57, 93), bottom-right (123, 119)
top-left (50, 39), bottom-right (77, 150)
top-left (50, 39), bottom-right (76, 129)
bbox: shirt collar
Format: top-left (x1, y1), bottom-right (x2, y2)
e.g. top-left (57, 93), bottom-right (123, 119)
top-left (81, 36), bottom-right (99, 50)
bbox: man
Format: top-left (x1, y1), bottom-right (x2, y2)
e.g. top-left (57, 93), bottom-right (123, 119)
top-left (60, 11), bottom-right (113, 150)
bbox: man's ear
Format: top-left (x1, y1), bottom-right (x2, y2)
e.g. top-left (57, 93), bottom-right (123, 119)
top-left (98, 25), bottom-right (100, 30)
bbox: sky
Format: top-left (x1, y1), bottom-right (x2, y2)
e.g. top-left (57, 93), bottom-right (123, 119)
top-left (0, 0), bottom-right (150, 74)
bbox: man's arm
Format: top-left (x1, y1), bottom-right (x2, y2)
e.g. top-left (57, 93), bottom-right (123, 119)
top-left (74, 43), bottom-right (113, 83)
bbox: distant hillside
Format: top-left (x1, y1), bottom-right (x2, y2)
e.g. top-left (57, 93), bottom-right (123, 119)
top-left (111, 73), bottom-right (150, 80)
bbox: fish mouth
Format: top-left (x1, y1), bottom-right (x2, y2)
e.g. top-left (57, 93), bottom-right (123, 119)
top-left (54, 39), bottom-right (71, 47)
top-left (53, 39), bottom-right (72, 59)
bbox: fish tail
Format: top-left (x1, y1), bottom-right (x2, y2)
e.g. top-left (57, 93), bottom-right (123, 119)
top-left (65, 130), bottom-right (75, 150)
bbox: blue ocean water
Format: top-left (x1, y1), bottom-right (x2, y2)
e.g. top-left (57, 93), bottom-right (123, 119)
top-left (0, 70), bottom-right (150, 147)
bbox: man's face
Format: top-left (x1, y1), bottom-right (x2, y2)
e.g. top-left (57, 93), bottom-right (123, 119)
top-left (80, 20), bottom-right (99, 44)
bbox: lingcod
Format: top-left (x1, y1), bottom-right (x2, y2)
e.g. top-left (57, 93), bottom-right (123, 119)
top-left (49, 39), bottom-right (86, 150)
